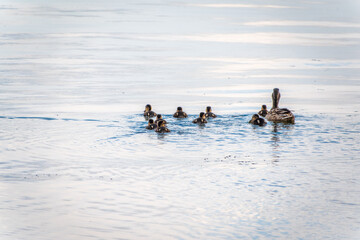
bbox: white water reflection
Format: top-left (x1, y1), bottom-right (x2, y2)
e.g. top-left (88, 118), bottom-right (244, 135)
top-left (243, 20), bottom-right (360, 28)
top-left (140, 32), bottom-right (360, 46)
top-left (189, 3), bottom-right (296, 9)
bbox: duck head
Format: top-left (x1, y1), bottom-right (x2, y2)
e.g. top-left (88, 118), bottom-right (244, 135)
top-left (261, 105), bottom-right (267, 110)
top-left (199, 112), bottom-right (206, 119)
top-left (156, 114), bottom-right (162, 120)
top-left (177, 107), bottom-right (182, 112)
top-left (272, 88), bottom-right (281, 109)
top-left (145, 104), bottom-right (152, 111)
top-left (206, 106), bottom-right (212, 113)
top-left (148, 119), bottom-right (154, 126)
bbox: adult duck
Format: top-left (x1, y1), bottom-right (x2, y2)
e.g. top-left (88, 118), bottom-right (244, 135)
top-left (265, 88), bottom-right (295, 123)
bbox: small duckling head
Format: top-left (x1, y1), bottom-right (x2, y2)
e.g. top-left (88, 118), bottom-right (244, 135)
top-left (272, 88), bottom-right (281, 108)
top-left (157, 120), bottom-right (164, 128)
top-left (148, 119), bottom-right (154, 125)
top-left (145, 104), bottom-right (152, 111)
top-left (251, 114), bottom-right (260, 122)
top-left (261, 105), bottom-right (267, 110)
top-left (206, 106), bottom-right (212, 113)
top-left (199, 112), bottom-right (206, 119)
top-left (160, 120), bottom-right (166, 127)
top-left (177, 107), bottom-right (182, 112)
top-left (156, 114), bottom-right (162, 120)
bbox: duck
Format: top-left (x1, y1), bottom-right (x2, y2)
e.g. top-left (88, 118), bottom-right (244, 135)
top-left (265, 88), bottom-right (295, 123)
top-left (143, 104), bottom-right (157, 118)
top-left (145, 119), bottom-right (157, 130)
top-left (249, 114), bottom-right (267, 126)
top-left (205, 106), bottom-right (217, 118)
top-left (155, 120), bottom-right (170, 133)
top-left (155, 114), bottom-right (167, 124)
top-left (173, 107), bottom-right (188, 118)
top-left (258, 105), bottom-right (268, 117)
top-left (192, 112), bottom-right (208, 124)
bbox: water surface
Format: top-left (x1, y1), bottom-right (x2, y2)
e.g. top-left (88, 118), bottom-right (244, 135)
top-left (1, 0), bottom-right (360, 239)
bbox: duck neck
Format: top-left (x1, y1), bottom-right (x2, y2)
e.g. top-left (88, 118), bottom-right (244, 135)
top-left (272, 101), bottom-right (278, 109)
top-left (272, 94), bottom-right (280, 109)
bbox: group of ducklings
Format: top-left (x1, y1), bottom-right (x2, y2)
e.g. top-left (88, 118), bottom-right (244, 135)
top-left (144, 105), bottom-right (217, 133)
top-left (144, 88), bottom-right (295, 133)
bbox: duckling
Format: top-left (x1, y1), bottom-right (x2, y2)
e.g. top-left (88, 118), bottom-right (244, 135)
top-left (145, 119), bottom-right (157, 130)
top-left (155, 114), bottom-right (167, 124)
top-left (192, 112), bottom-right (208, 124)
top-left (265, 88), bottom-right (295, 123)
top-left (249, 114), bottom-right (267, 126)
top-left (205, 106), bottom-right (217, 118)
top-left (258, 105), bottom-right (268, 117)
top-left (143, 104), bottom-right (157, 118)
top-left (155, 120), bottom-right (170, 133)
top-left (173, 106), bottom-right (188, 118)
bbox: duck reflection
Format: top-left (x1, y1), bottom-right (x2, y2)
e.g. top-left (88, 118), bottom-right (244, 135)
top-left (271, 123), bottom-right (280, 162)
top-left (270, 122), bottom-right (294, 162)
top-left (157, 133), bottom-right (167, 140)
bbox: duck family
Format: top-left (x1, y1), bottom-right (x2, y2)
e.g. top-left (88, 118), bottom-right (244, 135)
top-left (143, 88), bottom-right (295, 133)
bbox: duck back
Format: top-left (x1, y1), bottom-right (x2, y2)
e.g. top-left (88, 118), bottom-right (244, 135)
top-left (266, 108), bottom-right (295, 123)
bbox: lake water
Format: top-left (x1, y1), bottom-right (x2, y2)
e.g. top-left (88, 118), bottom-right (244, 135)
top-left (1, 0), bottom-right (360, 239)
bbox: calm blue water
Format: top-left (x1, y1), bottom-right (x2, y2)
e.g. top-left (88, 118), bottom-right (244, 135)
top-left (1, 1), bottom-right (360, 239)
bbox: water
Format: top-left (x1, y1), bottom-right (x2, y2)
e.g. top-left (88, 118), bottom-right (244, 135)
top-left (1, 0), bottom-right (360, 239)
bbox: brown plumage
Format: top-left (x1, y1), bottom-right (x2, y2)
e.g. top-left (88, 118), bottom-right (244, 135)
top-left (265, 88), bottom-right (295, 123)
top-left (155, 120), bottom-right (170, 133)
top-left (173, 107), bottom-right (188, 118)
top-left (144, 104), bottom-right (157, 118)
top-left (155, 114), bottom-right (167, 124)
top-left (249, 114), bottom-right (267, 126)
top-left (205, 106), bottom-right (217, 118)
top-left (258, 105), bottom-right (268, 117)
top-left (146, 119), bottom-right (157, 130)
top-left (193, 112), bottom-right (208, 124)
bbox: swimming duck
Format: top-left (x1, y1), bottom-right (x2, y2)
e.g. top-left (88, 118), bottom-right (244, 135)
top-left (265, 88), bottom-right (295, 123)
top-left (155, 114), bottom-right (167, 124)
top-left (192, 112), bottom-right (208, 124)
top-left (258, 105), bottom-right (268, 117)
top-left (146, 119), bottom-right (157, 130)
top-left (249, 114), bottom-right (267, 126)
top-left (205, 106), bottom-right (217, 118)
top-left (173, 107), bottom-right (188, 118)
top-left (155, 120), bottom-right (170, 133)
top-left (144, 104), bottom-right (157, 118)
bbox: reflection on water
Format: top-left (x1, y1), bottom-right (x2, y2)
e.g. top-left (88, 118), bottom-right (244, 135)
top-left (271, 123), bottom-right (281, 162)
top-left (1, 0), bottom-right (360, 239)
top-left (269, 123), bottom-right (295, 162)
